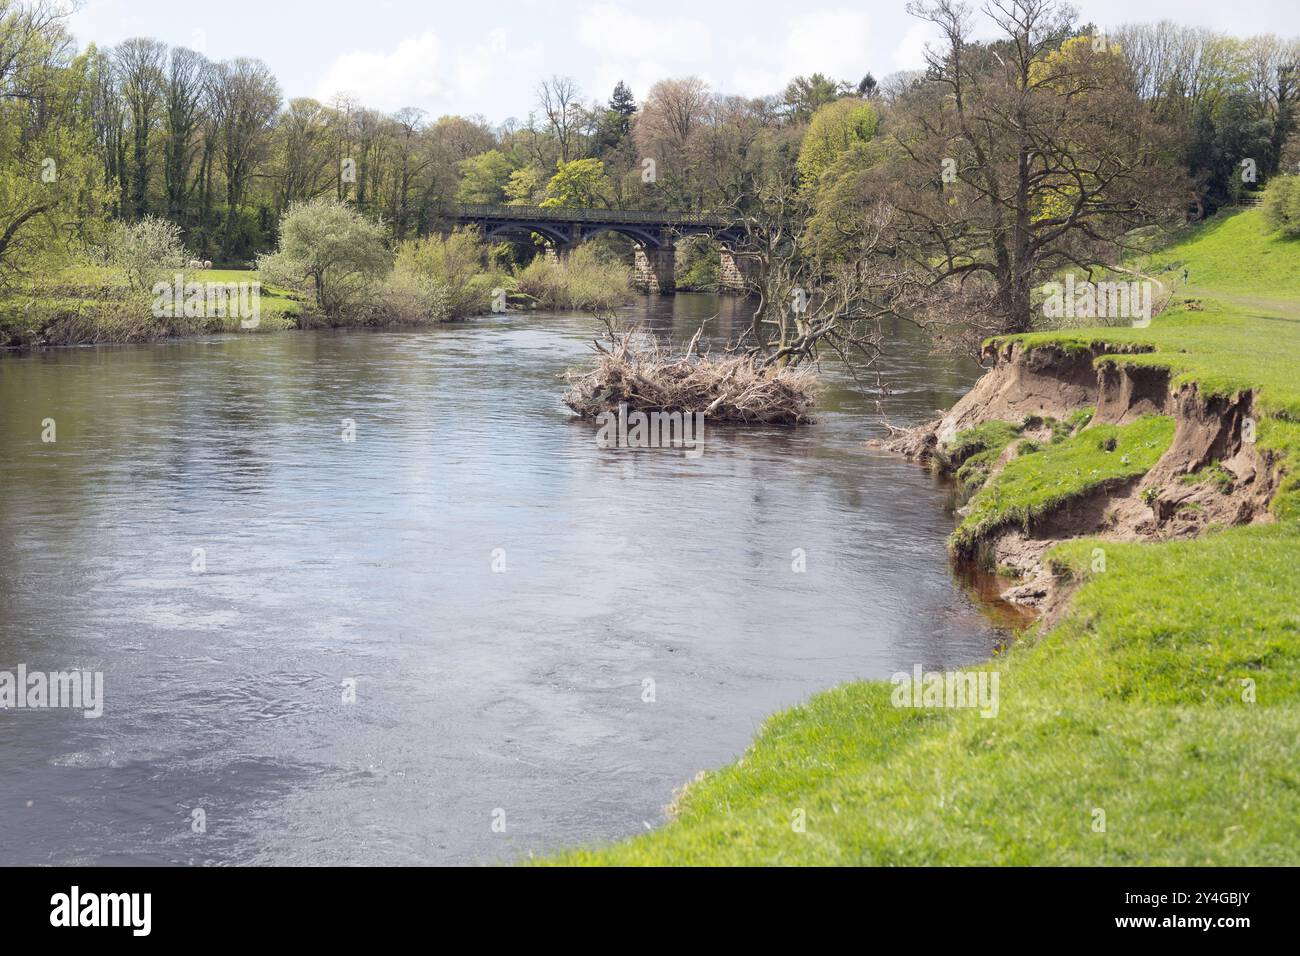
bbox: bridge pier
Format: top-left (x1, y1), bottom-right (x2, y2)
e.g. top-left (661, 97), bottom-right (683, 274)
top-left (719, 248), bottom-right (758, 294)
top-left (633, 246), bottom-right (675, 295)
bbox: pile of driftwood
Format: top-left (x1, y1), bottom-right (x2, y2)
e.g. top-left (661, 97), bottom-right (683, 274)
top-left (563, 328), bottom-right (818, 425)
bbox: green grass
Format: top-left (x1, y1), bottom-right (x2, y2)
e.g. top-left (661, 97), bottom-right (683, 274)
top-left (951, 415), bottom-right (1175, 553)
top-left (0, 265), bottom-right (301, 344)
top-left (938, 420), bottom-right (1023, 492)
top-left (999, 301), bottom-right (1300, 421)
top-left (996, 208), bottom-right (1300, 516)
top-left (192, 268), bottom-right (301, 328)
top-left (1180, 461), bottom-right (1236, 495)
top-left (1140, 207), bottom-right (1299, 298)
top-left (547, 205), bottom-right (1300, 866)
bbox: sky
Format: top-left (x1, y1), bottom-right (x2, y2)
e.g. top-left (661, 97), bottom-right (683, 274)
top-left (67, 0), bottom-right (1300, 123)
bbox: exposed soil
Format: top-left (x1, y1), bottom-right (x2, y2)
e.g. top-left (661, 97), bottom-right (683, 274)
top-left (871, 340), bottom-right (1280, 612)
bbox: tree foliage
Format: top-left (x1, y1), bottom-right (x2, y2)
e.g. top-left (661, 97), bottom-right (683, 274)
top-left (257, 197), bottom-right (390, 315)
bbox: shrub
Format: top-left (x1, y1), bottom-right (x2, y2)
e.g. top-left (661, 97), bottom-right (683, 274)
top-left (390, 229), bottom-right (499, 320)
top-left (256, 198), bottom-right (390, 316)
top-left (1262, 175), bottom-right (1300, 238)
top-left (513, 245), bottom-right (631, 311)
top-left (90, 216), bottom-right (188, 291)
top-left (369, 270), bottom-right (455, 325)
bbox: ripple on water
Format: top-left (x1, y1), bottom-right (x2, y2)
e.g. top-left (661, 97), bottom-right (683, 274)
top-left (0, 299), bottom-right (999, 865)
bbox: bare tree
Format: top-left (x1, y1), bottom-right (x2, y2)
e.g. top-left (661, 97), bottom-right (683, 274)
top-left (162, 46), bottom-right (209, 225)
top-left (872, 0), bottom-right (1184, 346)
top-left (635, 76), bottom-right (714, 208)
top-left (210, 57), bottom-right (281, 257)
top-left (113, 37), bottom-right (167, 219)
top-left (722, 172), bottom-right (900, 375)
top-left (536, 74), bottom-right (581, 162)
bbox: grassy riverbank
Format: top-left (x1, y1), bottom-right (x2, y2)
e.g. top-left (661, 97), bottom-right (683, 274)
top-left (0, 265), bottom-right (302, 347)
top-left (1, 246), bottom-right (633, 348)
top-left (550, 207), bottom-right (1300, 865)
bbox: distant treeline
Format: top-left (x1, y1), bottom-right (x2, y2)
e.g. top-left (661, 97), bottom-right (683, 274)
top-left (1, 0), bottom-right (1296, 284)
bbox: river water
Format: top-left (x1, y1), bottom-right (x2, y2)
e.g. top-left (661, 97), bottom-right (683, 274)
top-left (0, 294), bottom-right (1004, 865)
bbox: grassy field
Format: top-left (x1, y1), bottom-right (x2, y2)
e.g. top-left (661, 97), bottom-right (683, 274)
top-left (0, 265), bottom-right (302, 345)
top-left (190, 268), bottom-right (301, 329)
top-left (549, 207), bottom-right (1300, 866)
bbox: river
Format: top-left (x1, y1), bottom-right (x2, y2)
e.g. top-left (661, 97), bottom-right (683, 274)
top-left (0, 293), bottom-right (1007, 865)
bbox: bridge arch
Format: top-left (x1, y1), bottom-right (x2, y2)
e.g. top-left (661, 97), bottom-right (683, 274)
top-left (444, 204), bottom-right (753, 295)
top-left (482, 223), bottom-right (572, 247)
top-left (573, 224), bottom-right (665, 249)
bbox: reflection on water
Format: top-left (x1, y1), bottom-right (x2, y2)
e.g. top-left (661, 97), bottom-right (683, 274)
top-left (0, 294), bottom-right (1008, 865)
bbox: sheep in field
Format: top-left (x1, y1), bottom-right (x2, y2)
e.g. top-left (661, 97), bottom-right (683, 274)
top-left (187, 259), bottom-right (203, 270)
top-left (203, 260), bottom-right (212, 269)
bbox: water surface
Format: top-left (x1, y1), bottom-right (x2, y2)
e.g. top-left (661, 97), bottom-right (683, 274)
top-left (0, 295), bottom-right (998, 865)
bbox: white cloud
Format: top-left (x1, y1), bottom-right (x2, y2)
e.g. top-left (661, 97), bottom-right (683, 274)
top-left (731, 9), bottom-right (872, 97)
top-left (893, 21), bottom-right (939, 71)
top-left (315, 32), bottom-right (446, 111)
top-left (315, 30), bottom-right (544, 116)
top-left (578, 2), bottom-right (712, 104)
top-left (577, 3), bottom-right (711, 63)
top-left (784, 9), bottom-right (871, 79)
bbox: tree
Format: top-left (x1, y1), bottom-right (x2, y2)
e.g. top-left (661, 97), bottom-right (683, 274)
top-left (603, 80), bottom-right (634, 137)
top-left (593, 81), bottom-right (637, 156)
top-left (256, 197), bottom-right (390, 315)
top-left (210, 57), bottom-right (280, 257)
top-left (1262, 174), bottom-right (1300, 236)
top-left (456, 149), bottom-right (514, 204)
top-left (609, 81), bottom-right (636, 129)
top-left (0, 4), bottom-right (106, 284)
top-left (1244, 35), bottom-right (1300, 179)
top-left (504, 166), bottom-right (544, 205)
top-left (537, 75), bottom-right (582, 162)
top-left (94, 215), bottom-right (187, 291)
top-left (873, 0), bottom-right (1185, 344)
top-left (271, 97), bottom-right (334, 214)
top-left (635, 76), bottom-right (713, 206)
top-left (112, 37), bottom-right (166, 219)
top-left (796, 98), bottom-right (878, 184)
top-left (387, 107), bottom-right (432, 239)
top-left (162, 46), bottom-right (209, 224)
top-left (782, 73), bottom-right (848, 123)
top-left (541, 158), bottom-right (609, 208)
top-left (720, 164), bottom-right (897, 373)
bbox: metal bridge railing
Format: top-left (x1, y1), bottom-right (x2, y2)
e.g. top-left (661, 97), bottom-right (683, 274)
top-left (447, 203), bottom-right (726, 228)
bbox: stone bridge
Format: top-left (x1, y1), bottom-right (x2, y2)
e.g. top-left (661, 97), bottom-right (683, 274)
top-left (445, 203), bottom-right (756, 294)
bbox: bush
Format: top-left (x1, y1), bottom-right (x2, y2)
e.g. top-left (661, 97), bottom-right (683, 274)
top-left (513, 245), bottom-right (631, 311)
top-left (369, 270), bottom-right (455, 325)
top-left (676, 237), bottom-right (720, 291)
top-left (1262, 175), bottom-right (1300, 238)
top-left (388, 229), bottom-right (500, 320)
top-left (256, 198), bottom-right (390, 316)
top-left (90, 216), bottom-right (188, 291)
